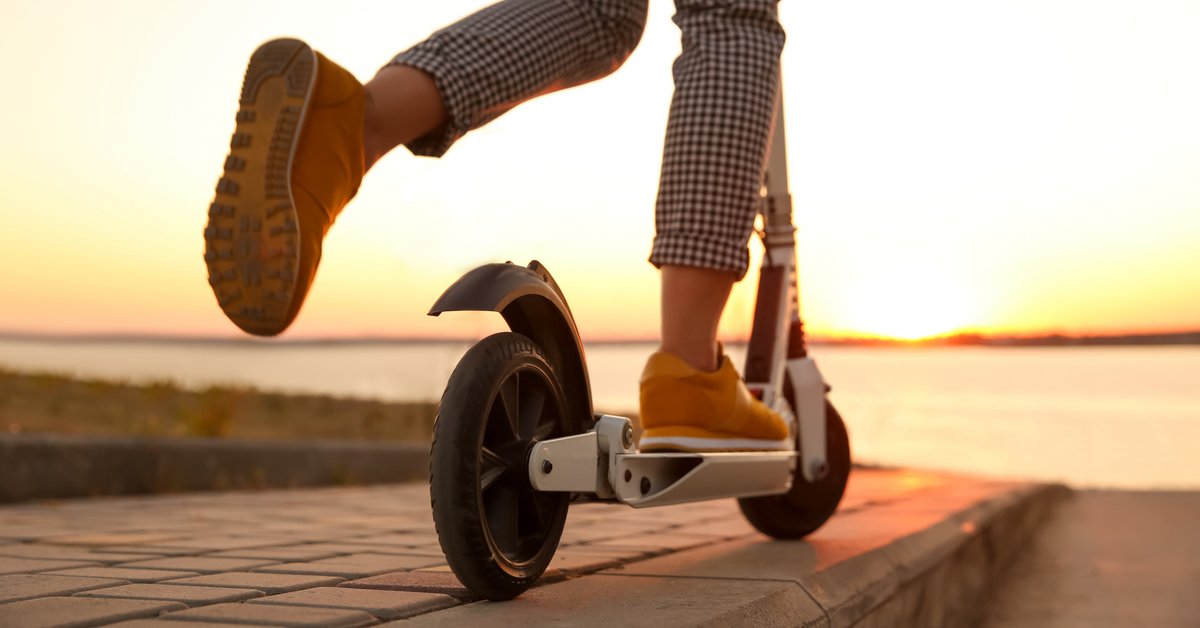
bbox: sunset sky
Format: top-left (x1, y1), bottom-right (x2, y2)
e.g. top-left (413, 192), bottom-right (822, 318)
top-left (1, 0), bottom-right (1197, 342)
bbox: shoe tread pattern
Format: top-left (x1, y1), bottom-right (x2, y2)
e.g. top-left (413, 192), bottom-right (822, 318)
top-left (205, 39), bottom-right (314, 336)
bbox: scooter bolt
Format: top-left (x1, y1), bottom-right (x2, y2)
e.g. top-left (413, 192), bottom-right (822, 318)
top-left (542, 459), bottom-right (553, 474)
top-left (622, 425), bottom-right (634, 450)
top-left (810, 460), bottom-right (828, 481)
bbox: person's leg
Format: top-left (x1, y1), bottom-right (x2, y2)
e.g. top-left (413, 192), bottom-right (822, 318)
top-left (660, 265), bottom-right (736, 373)
top-left (361, 66), bottom-right (446, 170)
top-left (639, 0), bottom-right (788, 452)
top-left (206, 0), bottom-right (649, 336)
top-left (381, 0), bottom-right (649, 159)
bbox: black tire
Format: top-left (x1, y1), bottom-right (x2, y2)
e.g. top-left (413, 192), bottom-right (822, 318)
top-left (430, 332), bottom-right (572, 600)
top-left (738, 400), bottom-right (851, 539)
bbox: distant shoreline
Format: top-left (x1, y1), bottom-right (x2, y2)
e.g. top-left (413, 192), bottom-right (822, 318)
top-left (1, 330), bottom-right (1198, 347)
top-left (813, 331), bottom-right (1200, 347)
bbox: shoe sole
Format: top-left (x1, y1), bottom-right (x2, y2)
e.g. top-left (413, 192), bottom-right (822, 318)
top-left (204, 38), bottom-right (317, 336)
top-left (638, 434), bottom-right (793, 453)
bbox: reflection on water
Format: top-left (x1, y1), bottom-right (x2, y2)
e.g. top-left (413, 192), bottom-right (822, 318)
top-left (1, 338), bottom-right (1197, 490)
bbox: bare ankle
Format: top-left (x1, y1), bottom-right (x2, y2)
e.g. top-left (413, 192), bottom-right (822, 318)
top-left (660, 342), bottom-right (719, 372)
top-left (362, 64), bottom-right (447, 167)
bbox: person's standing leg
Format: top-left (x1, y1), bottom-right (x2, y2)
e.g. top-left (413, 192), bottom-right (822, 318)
top-left (639, 0), bottom-right (789, 452)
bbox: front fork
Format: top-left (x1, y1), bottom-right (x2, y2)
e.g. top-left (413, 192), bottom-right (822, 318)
top-left (744, 241), bottom-right (829, 483)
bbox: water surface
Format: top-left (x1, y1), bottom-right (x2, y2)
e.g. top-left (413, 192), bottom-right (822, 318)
top-left (2, 338), bottom-right (1196, 489)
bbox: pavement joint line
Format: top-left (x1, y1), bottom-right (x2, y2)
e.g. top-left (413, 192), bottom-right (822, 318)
top-left (599, 571), bottom-right (814, 585)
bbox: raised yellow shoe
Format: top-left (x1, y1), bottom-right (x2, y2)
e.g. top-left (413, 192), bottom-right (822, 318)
top-left (204, 39), bottom-right (365, 336)
top-left (638, 349), bottom-right (792, 452)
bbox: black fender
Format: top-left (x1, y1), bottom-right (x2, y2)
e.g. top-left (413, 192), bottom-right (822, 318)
top-left (429, 261), bottom-right (594, 431)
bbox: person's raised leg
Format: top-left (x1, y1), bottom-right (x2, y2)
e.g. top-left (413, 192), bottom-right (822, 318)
top-left (362, 66), bottom-right (446, 170)
top-left (639, 0), bottom-right (789, 453)
top-left (204, 0), bottom-right (649, 337)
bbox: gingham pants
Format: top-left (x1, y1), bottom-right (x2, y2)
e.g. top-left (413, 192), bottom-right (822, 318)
top-left (392, 0), bottom-right (784, 278)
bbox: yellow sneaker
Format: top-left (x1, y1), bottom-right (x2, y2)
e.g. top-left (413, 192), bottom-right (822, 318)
top-left (205, 39), bottom-right (366, 336)
top-left (638, 349), bottom-right (792, 452)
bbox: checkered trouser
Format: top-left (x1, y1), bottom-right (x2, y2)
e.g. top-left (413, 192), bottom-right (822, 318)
top-left (392, 0), bottom-right (784, 278)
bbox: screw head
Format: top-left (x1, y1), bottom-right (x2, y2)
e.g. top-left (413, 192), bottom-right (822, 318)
top-left (809, 460), bottom-right (828, 481)
top-left (639, 476), bottom-right (651, 495)
top-left (542, 459), bottom-right (553, 474)
top-left (622, 425), bottom-right (634, 450)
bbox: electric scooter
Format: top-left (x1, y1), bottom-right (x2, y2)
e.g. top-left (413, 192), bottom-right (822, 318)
top-left (425, 85), bottom-right (851, 601)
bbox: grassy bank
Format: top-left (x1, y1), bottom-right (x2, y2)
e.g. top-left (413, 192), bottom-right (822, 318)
top-left (0, 367), bottom-right (436, 441)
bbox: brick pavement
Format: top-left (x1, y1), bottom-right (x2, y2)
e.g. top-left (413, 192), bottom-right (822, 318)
top-left (0, 469), bottom-right (1037, 626)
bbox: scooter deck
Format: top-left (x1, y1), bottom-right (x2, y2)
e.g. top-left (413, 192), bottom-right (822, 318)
top-left (528, 418), bottom-right (797, 508)
top-left (613, 450), bottom-right (795, 507)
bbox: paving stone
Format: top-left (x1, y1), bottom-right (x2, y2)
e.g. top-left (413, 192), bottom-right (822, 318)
top-left (257, 553), bottom-right (442, 578)
top-left (0, 527), bottom-right (86, 542)
top-left (402, 574), bottom-right (824, 627)
top-left (206, 546), bottom-right (343, 562)
top-left (291, 542), bottom-right (444, 557)
top-left (76, 583), bottom-right (264, 606)
top-left (140, 536), bottom-right (290, 551)
top-left (590, 532), bottom-right (725, 553)
top-left (0, 543), bottom-right (156, 563)
top-left (108, 621), bottom-right (253, 627)
top-left (541, 550), bottom-right (630, 575)
top-left (46, 567), bottom-right (201, 583)
top-left (557, 523), bottom-right (650, 544)
top-left (45, 533), bottom-right (185, 547)
top-left (0, 573), bottom-right (131, 603)
top-left (673, 518), bottom-right (760, 538)
top-left (99, 545), bottom-right (201, 557)
top-left (248, 586), bottom-right (458, 620)
top-left (341, 533), bottom-right (438, 547)
top-left (0, 596), bottom-right (186, 627)
top-left (165, 571), bottom-right (344, 594)
top-left (160, 602), bottom-right (376, 627)
top-left (118, 556), bottom-right (279, 574)
top-left (340, 570), bottom-right (477, 601)
top-left (552, 542), bottom-right (654, 556)
top-left (0, 556), bottom-right (99, 575)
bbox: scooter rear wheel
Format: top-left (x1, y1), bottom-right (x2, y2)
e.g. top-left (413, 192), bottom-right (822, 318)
top-left (430, 332), bottom-right (571, 600)
top-left (738, 400), bottom-right (851, 539)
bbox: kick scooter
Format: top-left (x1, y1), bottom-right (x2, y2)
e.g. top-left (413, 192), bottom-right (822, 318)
top-left (426, 86), bottom-right (851, 601)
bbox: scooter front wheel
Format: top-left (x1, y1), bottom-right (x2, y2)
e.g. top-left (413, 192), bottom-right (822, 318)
top-left (738, 400), bottom-right (851, 539)
top-left (430, 332), bottom-right (571, 600)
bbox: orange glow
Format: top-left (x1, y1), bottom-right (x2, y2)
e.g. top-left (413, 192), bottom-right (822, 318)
top-left (1, 2), bottom-right (1199, 341)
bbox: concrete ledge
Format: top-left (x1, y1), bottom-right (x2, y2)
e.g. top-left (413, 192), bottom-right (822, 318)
top-left (0, 434), bottom-right (429, 503)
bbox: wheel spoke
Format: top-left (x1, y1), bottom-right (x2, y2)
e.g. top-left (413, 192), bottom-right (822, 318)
top-left (518, 376), bottom-right (546, 441)
top-left (484, 483), bottom-right (520, 557)
top-left (518, 489), bottom-right (549, 533)
top-left (479, 446), bottom-right (507, 492)
top-left (498, 374), bottom-right (522, 441)
top-left (532, 418), bottom-right (556, 442)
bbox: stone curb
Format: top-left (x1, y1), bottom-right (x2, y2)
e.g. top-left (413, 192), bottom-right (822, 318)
top-left (828, 483), bottom-right (1070, 627)
top-left (0, 434), bottom-right (429, 503)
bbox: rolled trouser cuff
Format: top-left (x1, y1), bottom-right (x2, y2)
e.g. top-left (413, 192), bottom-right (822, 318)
top-left (649, 232), bottom-right (751, 279)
